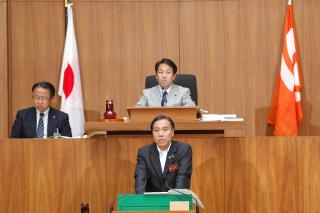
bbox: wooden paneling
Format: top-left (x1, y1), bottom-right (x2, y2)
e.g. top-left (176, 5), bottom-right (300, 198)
top-left (0, 139), bottom-right (106, 213)
top-left (10, 1), bottom-right (65, 120)
top-left (296, 137), bottom-right (320, 212)
top-left (73, 1), bottom-right (179, 120)
top-left (180, 1), bottom-right (227, 113)
top-left (179, 0), bottom-right (320, 136)
top-left (7, 0), bottom-right (320, 137)
top-left (0, 140), bottom-right (83, 212)
top-left (223, 137), bottom-right (320, 212)
top-left (295, 1), bottom-right (320, 135)
top-left (0, 2), bottom-right (8, 138)
top-left (1, 137), bottom-right (320, 213)
top-left (225, 137), bottom-right (300, 212)
top-left (187, 137), bottom-right (224, 213)
top-left (179, 1), bottom-right (285, 137)
top-left (83, 139), bottom-right (108, 213)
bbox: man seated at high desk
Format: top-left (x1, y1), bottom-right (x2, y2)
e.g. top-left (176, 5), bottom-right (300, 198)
top-left (11, 81), bottom-right (72, 138)
top-left (134, 115), bottom-right (192, 193)
top-left (136, 58), bottom-right (195, 107)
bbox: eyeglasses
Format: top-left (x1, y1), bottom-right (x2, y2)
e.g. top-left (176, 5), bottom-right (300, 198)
top-left (33, 95), bottom-right (50, 102)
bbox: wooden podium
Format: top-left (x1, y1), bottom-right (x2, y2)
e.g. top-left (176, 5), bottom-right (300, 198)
top-left (85, 120), bottom-right (245, 137)
top-left (85, 107), bottom-right (245, 137)
top-left (126, 106), bottom-right (200, 121)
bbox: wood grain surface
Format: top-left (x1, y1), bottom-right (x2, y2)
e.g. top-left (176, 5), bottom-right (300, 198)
top-left (2, 0), bottom-right (320, 138)
top-left (0, 1), bottom-right (8, 137)
top-left (1, 137), bottom-right (320, 213)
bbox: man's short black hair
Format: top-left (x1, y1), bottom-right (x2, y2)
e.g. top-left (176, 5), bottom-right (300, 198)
top-left (154, 58), bottom-right (177, 75)
top-left (32, 81), bottom-right (55, 97)
top-left (150, 115), bottom-right (175, 130)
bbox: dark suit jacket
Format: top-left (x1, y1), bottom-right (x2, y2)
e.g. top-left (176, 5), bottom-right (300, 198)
top-left (134, 141), bottom-right (192, 194)
top-left (11, 107), bottom-right (72, 138)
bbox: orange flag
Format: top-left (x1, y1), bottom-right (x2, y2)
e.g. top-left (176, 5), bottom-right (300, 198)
top-left (268, 0), bottom-right (303, 136)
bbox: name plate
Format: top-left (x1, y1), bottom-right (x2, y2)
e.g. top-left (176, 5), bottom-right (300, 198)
top-left (170, 201), bottom-right (190, 211)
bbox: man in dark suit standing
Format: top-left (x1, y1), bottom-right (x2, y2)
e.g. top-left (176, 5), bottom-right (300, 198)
top-left (11, 81), bottom-right (72, 138)
top-left (134, 115), bottom-right (192, 193)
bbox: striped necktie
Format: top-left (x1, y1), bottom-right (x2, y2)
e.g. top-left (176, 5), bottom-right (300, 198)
top-left (161, 91), bottom-right (168, 106)
top-left (36, 112), bottom-right (45, 138)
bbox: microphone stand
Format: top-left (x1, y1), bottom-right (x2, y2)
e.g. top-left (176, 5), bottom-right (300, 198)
top-left (108, 178), bottom-right (147, 213)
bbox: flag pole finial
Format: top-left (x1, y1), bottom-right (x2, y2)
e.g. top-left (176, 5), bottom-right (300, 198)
top-left (288, 0), bottom-right (292, 5)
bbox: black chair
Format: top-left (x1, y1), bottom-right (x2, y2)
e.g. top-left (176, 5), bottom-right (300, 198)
top-left (145, 74), bottom-right (198, 105)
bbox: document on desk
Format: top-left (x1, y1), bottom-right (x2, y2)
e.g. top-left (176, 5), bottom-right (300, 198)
top-left (144, 192), bottom-right (168, 195)
top-left (201, 114), bottom-right (244, 121)
top-left (168, 189), bottom-right (205, 208)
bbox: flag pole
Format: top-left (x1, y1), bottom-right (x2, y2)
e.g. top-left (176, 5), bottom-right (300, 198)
top-left (65, 0), bottom-right (68, 31)
top-left (59, 2), bottom-right (85, 136)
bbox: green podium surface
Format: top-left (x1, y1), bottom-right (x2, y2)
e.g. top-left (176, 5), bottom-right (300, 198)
top-left (117, 194), bottom-right (193, 211)
top-left (114, 211), bottom-right (195, 213)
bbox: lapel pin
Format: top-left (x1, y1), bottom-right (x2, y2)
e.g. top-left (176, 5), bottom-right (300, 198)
top-left (168, 163), bottom-right (179, 172)
top-left (168, 154), bottom-right (175, 159)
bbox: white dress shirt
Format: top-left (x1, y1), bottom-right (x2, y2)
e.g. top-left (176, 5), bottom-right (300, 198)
top-left (159, 85), bottom-right (172, 99)
top-left (157, 143), bottom-right (172, 173)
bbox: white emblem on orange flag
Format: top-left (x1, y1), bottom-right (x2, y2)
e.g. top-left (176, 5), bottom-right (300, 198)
top-left (268, 0), bottom-right (303, 136)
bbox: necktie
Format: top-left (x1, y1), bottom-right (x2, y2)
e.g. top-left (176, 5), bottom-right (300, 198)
top-left (161, 91), bottom-right (168, 106)
top-left (36, 113), bottom-right (44, 138)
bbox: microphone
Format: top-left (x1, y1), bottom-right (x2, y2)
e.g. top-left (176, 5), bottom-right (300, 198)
top-left (48, 129), bottom-right (71, 139)
top-left (53, 128), bottom-right (61, 138)
top-left (165, 180), bottom-right (200, 213)
top-left (108, 178), bottom-right (147, 213)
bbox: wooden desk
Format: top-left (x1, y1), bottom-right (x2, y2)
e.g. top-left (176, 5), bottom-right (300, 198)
top-left (127, 106), bottom-right (199, 121)
top-left (84, 120), bottom-right (246, 137)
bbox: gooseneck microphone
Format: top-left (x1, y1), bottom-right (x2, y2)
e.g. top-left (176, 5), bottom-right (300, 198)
top-left (165, 180), bottom-right (200, 213)
top-left (109, 178), bottom-right (147, 213)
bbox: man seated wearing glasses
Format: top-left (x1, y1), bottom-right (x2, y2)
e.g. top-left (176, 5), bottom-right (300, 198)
top-left (135, 58), bottom-right (195, 107)
top-left (11, 81), bottom-right (72, 138)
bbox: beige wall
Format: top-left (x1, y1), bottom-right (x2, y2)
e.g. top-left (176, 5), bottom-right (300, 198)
top-left (2, 0), bottom-right (320, 137)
